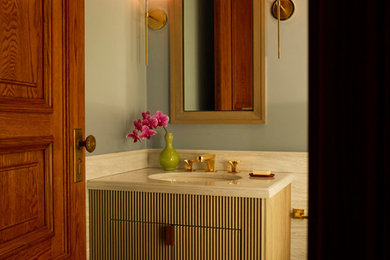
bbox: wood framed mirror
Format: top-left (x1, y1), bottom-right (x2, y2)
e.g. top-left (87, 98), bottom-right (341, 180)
top-left (169, 0), bottom-right (265, 124)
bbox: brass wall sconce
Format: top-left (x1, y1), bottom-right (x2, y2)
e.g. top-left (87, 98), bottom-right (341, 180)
top-left (145, 1), bottom-right (168, 65)
top-left (148, 8), bottom-right (167, 30)
top-left (271, 0), bottom-right (295, 20)
top-left (271, 0), bottom-right (295, 59)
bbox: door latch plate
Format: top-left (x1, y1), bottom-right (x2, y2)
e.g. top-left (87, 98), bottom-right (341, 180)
top-left (74, 129), bottom-right (83, 183)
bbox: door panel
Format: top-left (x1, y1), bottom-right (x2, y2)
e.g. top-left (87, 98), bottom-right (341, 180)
top-left (0, 0), bottom-right (44, 97)
top-left (0, 144), bottom-right (53, 245)
top-left (0, 0), bottom-right (85, 258)
top-left (0, 0), bottom-right (51, 109)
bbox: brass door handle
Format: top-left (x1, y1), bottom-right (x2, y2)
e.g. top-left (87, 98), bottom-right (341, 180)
top-left (79, 135), bottom-right (96, 153)
top-left (74, 129), bottom-right (96, 183)
top-left (292, 208), bottom-right (308, 219)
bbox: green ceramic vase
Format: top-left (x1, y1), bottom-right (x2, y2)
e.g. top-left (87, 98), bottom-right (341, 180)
top-left (159, 132), bottom-right (179, 171)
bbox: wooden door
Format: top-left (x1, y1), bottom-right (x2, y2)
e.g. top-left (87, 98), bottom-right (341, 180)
top-left (0, 1), bottom-right (85, 259)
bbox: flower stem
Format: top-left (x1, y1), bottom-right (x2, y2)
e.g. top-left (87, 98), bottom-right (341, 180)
top-left (163, 126), bottom-right (168, 134)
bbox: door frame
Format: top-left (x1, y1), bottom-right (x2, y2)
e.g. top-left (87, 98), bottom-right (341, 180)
top-left (64, 0), bottom-right (86, 258)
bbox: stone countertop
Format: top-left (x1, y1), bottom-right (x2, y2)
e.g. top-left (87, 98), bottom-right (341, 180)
top-left (87, 168), bottom-right (293, 199)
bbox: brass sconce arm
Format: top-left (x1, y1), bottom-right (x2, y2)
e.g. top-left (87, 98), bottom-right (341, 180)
top-left (145, 0), bottom-right (167, 65)
top-left (271, 0), bottom-right (295, 59)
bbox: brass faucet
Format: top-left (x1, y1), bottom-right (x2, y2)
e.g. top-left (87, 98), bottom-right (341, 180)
top-left (184, 159), bottom-right (195, 171)
top-left (196, 154), bottom-right (216, 172)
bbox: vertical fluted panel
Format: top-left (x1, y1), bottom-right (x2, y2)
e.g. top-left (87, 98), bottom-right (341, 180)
top-left (89, 190), bottom-right (94, 259)
top-left (89, 190), bottom-right (264, 259)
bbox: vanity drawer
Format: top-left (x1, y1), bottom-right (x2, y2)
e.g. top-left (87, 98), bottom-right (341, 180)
top-left (108, 221), bottom-right (242, 259)
top-left (91, 190), bottom-right (263, 230)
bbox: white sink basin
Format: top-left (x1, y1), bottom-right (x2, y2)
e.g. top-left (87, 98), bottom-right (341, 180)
top-left (148, 172), bottom-right (242, 184)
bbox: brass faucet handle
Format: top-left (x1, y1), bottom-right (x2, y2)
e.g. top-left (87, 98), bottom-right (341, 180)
top-left (184, 159), bottom-right (195, 171)
top-left (228, 160), bottom-right (241, 173)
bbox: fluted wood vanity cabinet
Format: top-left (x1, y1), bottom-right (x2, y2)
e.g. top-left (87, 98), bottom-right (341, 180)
top-left (89, 185), bottom-right (290, 259)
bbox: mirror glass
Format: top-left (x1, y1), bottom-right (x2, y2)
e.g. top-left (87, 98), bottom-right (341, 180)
top-left (183, 0), bottom-right (254, 112)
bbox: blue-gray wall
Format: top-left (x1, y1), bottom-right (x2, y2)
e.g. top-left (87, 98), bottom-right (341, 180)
top-left (147, 0), bottom-right (308, 152)
top-left (85, 0), bottom-right (147, 155)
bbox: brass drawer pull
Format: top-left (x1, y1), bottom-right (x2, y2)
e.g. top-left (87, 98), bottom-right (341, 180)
top-left (165, 225), bottom-right (175, 246)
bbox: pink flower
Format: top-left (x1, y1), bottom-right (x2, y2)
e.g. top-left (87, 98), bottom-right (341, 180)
top-left (127, 110), bottom-right (169, 144)
top-left (126, 130), bottom-right (141, 143)
top-left (142, 116), bottom-right (158, 129)
top-left (133, 119), bottom-right (143, 131)
top-left (139, 125), bottom-right (156, 140)
top-left (154, 111), bottom-right (169, 127)
top-left (142, 111), bottom-right (151, 120)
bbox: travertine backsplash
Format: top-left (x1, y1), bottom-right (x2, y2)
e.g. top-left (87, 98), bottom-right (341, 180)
top-left (147, 149), bottom-right (307, 172)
